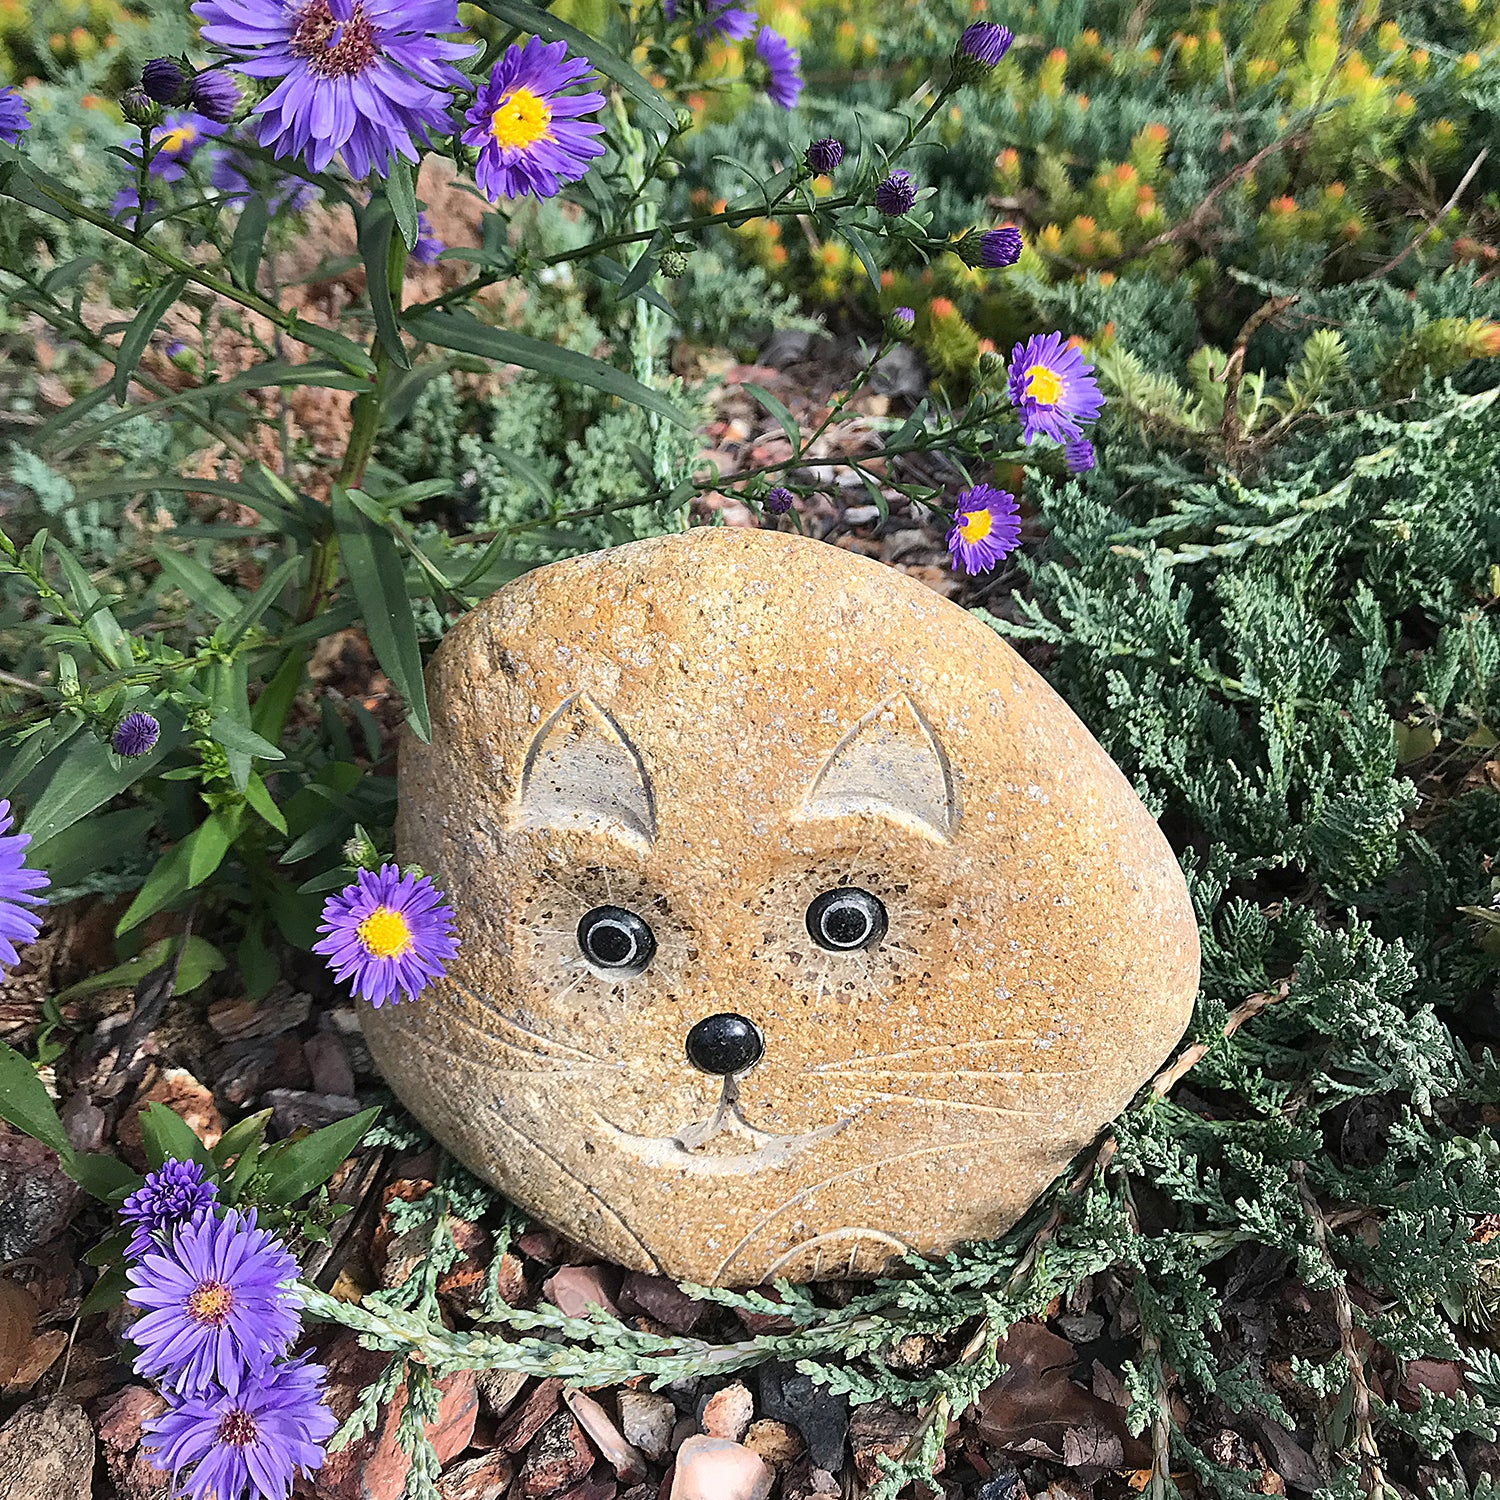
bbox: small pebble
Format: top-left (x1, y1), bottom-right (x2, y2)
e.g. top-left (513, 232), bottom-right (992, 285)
top-left (669, 1436), bottom-right (772, 1500)
top-left (699, 1382), bottom-right (753, 1444)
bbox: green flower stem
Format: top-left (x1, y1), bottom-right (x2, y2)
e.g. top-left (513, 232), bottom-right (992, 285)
top-left (20, 176), bottom-right (369, 376)
top-left (407, 191), bottom-right (859, 319)
top-left (297, 232), bottom-right (408, 622)
top-left (132, 125), bottom-right (151, 242)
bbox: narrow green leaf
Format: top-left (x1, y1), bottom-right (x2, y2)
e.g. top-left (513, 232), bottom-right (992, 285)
top-left (742, 383), bottom-right (802, 453)
top-left (587, 254), bottom-right (674, 315)
top-left (110, 275), bottom-right (189, 404)
top-left (387, 158), bottom-right (419, 249)
top-left (615, 235), bottom-right (664, 302)
top-left (116, 812), bottom-right (240, 934)
top-left (79, 1262), bottom-right (130, 1317)
top-left (52, 935), bottom-right (226, 1005)
top-left (244, 772), bottom-right (288, 833)
top-left (839, 225), bottom-right (883, 292)
top-left (137, 1100), bottom-right (216, 1171)
top-left (28, 806), bottom-right (156, 889)
top-left (258, 1107), bottom-right (380, 1206)
top-left (67, 1152), bottom-right (142, 1202)
top-left (51, 539), bottom-right (130, 669)
top-left (356, 196), bottom-right (412, 371)
top-left (209, 715), bottom-right (286, 762)
top-left (153, 544), bottom-right (243, 621)
top-left (227, 193), bottom-right (270, 291)
top-left (16, 716), bottom-right (182, 849)
top-left (287, 315), bottom-right (378, 374)
top-left (331, 485), bottom-right (431, 741)
top-left (213, 1108), bottom-right (271, 1169)
top-left (406, 310), bottom-right (689, 429)
top-left (221, 554), bottom-right (300, 646)
top-left (468, 0), bottom-right (675, 126)
top-left (0, 1040), bottom-right (72, 1156)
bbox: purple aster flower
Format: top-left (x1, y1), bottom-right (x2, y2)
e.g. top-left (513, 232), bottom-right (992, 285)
top-left (191, 69), bottom-right (242, 124)
top-left (144, 1356), bottom-right (337, 1500)
top-left (410, 210), bottom-right (443, 265)
top-left (0, 86), bottom-right (31, 145)
top-left (126, 1208), bottom-right (301, 1394)
top-left (663, 0), bottom-right (756, 41)
top-left (120, 1159), bottom-right (220, 1262)
top-left (193, 0), bottom-right (474, 181)
top-left (805, 137), bottom-right (842, 175)
top-left (313, 863), bottom-right (458, 1006)
top-left (126, 111), bottom-right (229, 183)
top-left (143, 58), bottom-right (194, 105)
top-left (958, 224), bottom-right (1022, 268)
top-left (1065, 437), bottom-right (1096, 473)
top-left (875, 169), bottom-right (917, 217)
top-left (946, 484), bottom-right (1021, 575)
top-left (1006, 331), bottom-right (1105, 444)
top-left (111, 711), bottom-right (161, 758)
top-left (0, 800), bottom-right (47, 970)
top-left (764, 486), bottom-right (795, 515)
top-left (211, 143), bottom-right (320, 214)
top-left (462, 38), bottom-right (607, 204)
top-left (754, 27), bottom-right (802, 110)
top-left (956, 21), bottom-right (1014, 72)
top-left (112, 185), bottom-right (160, 220)
top-left (889, 305), bottom-right (915, 336)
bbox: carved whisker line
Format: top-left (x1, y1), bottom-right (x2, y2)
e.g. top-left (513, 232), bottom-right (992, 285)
top-left (715, 1132), bottom-right (1021, 1281)
top-left (810, 1065), bottom-right (1092, 1081)
top-left (799, 1037), bottom-right (1064, 1069)
top-left (414, 1028), bottom-right (617, 1077)
top-left (444, 976), bottom-right (615, 1065)
top-left (489, 1112), bottom-right (664, 1275)
top-left (839, 1089), bottom-right (1043, 1118)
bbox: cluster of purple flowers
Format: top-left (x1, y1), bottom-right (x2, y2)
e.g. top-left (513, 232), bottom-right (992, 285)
top-left (314, 862), bottom-right (458, 1006)
top-left (122, 1158), bottom-right (336, 1500)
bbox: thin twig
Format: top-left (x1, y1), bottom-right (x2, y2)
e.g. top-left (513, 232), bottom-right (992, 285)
top-left (1357, 147), bottom-right (1490, 285)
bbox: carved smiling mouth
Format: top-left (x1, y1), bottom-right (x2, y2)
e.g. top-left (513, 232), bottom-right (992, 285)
top-left (594, 1076), bottom-right (852, 1176)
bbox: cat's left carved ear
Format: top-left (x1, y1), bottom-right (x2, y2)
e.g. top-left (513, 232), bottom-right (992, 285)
top-left (516, 693), bottom-right (656, 851)
top-left (796, 694), bottom-right (956, 842)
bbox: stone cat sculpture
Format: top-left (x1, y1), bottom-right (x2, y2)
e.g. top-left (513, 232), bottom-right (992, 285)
top-left (362, 526), bottom-right (1199, 1286)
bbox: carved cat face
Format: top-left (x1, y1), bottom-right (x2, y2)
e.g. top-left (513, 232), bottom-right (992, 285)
top-left (362, 527), bottom-right (1198, 1285)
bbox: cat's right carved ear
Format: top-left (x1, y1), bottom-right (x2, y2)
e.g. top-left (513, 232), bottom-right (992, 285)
top-left (516, 693), bottom-right (656, 852)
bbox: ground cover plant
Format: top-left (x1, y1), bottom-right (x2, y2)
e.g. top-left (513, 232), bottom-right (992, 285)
top-left (0, 1), bottom-right (1498, 1499)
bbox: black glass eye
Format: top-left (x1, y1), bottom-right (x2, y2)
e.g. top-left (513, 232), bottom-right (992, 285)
top-left (577, 905), bottom-right (656, 977)
top-left (805, 887), bottom-right (888, 952)
top-left (685, 1013), bottom-right (764, 1076)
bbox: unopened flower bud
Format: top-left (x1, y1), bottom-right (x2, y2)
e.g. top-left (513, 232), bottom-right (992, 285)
top-left (763, 486), bottom-right (796, 515)
top-left (191, 69), bottom-right (240, 123)
top-left (121, 87), bottom-right (164, 128)
top-left (805, 137), bottom-right (843, 175)
top-left (342, 828), bottom-right (382, 872)
top-left (141, 57), bottom-right (193, 106)
top-left (654, 156), bottom-right (681, 180)
top-left (674, 108), bottom-right (694, 134)
top-left (874, 170), bottom-right (917, 217)
top-left (659, 244), bottom-right (691, 278)
top-left (977, 349), bottom-right (1006, 385)
top-left (956, 225), bottom-right (1023, 269)
top-left (888, 305), bottom-right (916, 337)
top-left (952, 22), bottom-right (1014, 85)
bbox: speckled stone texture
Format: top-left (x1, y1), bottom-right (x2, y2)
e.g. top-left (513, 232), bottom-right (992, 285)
top-left (363, 527), bottom-right (1199, 1285)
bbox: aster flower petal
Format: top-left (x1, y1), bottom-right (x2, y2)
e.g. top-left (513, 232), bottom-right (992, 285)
top-left (0, 86), bottom-right (29, 146)
top-left (145, 1356), bottom-right (337, 1500)
top-left (1005, 331), bottom-right (1105, 444)
top-left (462, 37), bottom-right (607, 204)
top-left (754, 27), bottom-right (802, 110)
top-left (193, 0), bottom-right (473, 180)
top-left (121, 1158), bottom-right (220, 1261)
top-left (313, 862), bottom-right (458, 1005)
top-left (126, 1208), bottom-right (302, 1394)
top-left (0, 799), bottom-right (48, 969)
top-left (946, 484), bottom-right (1022, 575)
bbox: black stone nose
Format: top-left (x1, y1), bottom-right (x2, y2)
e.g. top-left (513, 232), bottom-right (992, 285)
top-left (685, 1013), bottom-right (764, 1076)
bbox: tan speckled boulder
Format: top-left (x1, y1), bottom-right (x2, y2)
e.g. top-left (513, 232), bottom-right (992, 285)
top-left (362, 527), bottom-right (1198, 1285)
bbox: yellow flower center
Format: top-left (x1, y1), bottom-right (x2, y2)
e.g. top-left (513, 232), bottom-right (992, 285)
top-left (490, 87), bottom-right (553, 151)
top-left (186, 1279), bottom-right (235, 1327)
top-left (157, 124), bottom-right (199, 154)
top-left (357, 906), bottom-right (414, 959)
top-left (957, 507), bottom-right (994, 543)
top-left (1024, 364), bottom-right (1063, 405)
